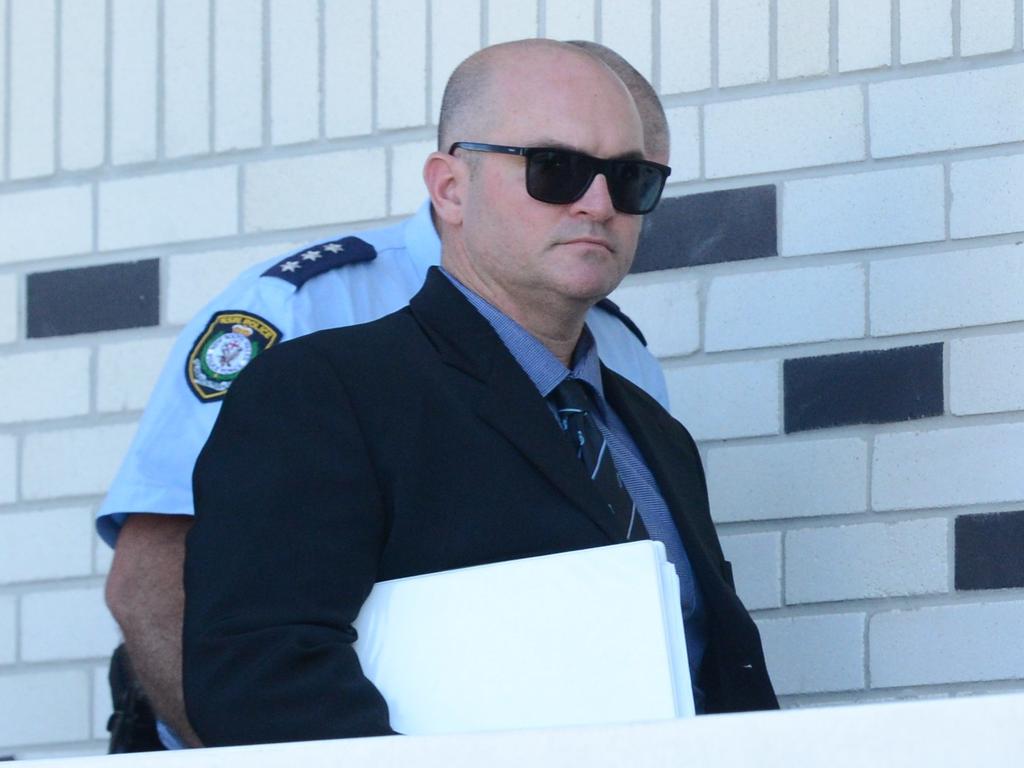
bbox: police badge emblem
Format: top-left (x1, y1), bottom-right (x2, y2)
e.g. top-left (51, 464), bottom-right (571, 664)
top-left (185, 311), bottom-right (281, 402)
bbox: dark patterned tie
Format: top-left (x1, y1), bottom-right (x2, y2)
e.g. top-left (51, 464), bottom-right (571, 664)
top-left (550, 377), bottom-right (646, 540)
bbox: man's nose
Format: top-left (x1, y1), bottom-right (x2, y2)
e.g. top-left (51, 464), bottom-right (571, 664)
top-left (570, 173), bottom-right (616, 219)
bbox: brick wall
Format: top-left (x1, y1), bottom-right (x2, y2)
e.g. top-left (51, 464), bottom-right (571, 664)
top-left (0, 0), bottom-right (1021, 758)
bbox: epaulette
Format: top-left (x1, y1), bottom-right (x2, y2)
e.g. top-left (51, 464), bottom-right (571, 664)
top-left (595, 298), bottom-right (647, 347)
top-left (262, 236), bottom-right (377, 288)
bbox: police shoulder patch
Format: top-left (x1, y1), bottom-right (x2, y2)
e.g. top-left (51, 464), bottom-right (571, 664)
top-left (595, 298), bottom-right (647, 347)
top-left (261, 236), bottom-right (377, 288)
top-left (185, 311), bottom-right (282, 402)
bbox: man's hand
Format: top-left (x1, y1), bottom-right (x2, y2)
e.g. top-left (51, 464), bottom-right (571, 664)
top-left (105, 513), bottom-right (201, 748)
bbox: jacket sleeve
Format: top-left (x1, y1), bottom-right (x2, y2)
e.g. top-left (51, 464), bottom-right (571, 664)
top-left (183, 337), bottom-right (395, 746)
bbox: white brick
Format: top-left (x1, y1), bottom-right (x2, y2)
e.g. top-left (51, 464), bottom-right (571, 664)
top-left (873, 423), bottom-right (1024, 511)
top-left (0, 348), bottom-right (90, 424)
top-left (166, 243), bottom-right (292, 324)
top-left (960, 0), bottom-right (1016, 55)
top-left (757, 613), bottom-right (865, 694)
top-left (0, 274), bottom-right (16, 343)
top-left (0, 185), bottom-right (92, 265)
top-left (97, 336), bottom-right (177, 413)
top-left (94, 532), bottom-right (115, 574)
top-left (706, 264), bottom-right (865, 351)
top-left (111, 0), bottom-right (158, 164)
top-left (899, 0), bottom-right (953, 64)
top-left (871, 65), bottom-right (1024, 158)
top-left (164, 0), bottom-right (211, 158)
top-left (777, 0), bottom-right (830, 79)
top-left (269, 0), bottom-right (318, 145)
top-left (786, 519), bottom-right (948, 605)
top-left (99, 166), bottom-right (238, 251)
top-left (22, 423), bottom-right (137, 500)
top-left (378, 0), bottom-right (427, 130)
top-left (659, 0), bottom-right (711, 94)
top-left (488, 0), bottom-right (537, 44)
top-left (870, 244), bottom-right (1024, 336)
top-left (950, 331), bottom-right (1024, 415)
top-left (22, 587), bottom-right (120, 662)
top-left (214, 0), bottom-right (264, 151)
top-left (0, 436), bottom-right (14, 504)
top-left (0, 669), bottom-right (91, 746)
top-left (871, 601), bottom-right (1024, 687)
top-left (664, 360), bottom-right (779, 441)
top-left (782, 165), bottom-right (944, 256)
top-left (601, 0), bottom-right (653, 80)
top-left (244, 149), bottom-right (386, 232)
top-left (950, 154), bottom-right (1024, 239)
top-left (609, 276), bottom-right (699, 359)
top-left (93, 665), bottom-right (111, 739)
top-left (0, 596), bottom-right (13, 663)
top-left (325, 0), bottom-right (372, 137)
top-left (430, 0), bottom-right (480, 123)
top-left (9, 0), bottom-right (55, 179)
top-left (706, 86), bottom-right (864, 178)
top-left (544, 0), bottom-right (595, 41)
top-left (707, 438), bottom-right (868, 523)
top-left (60, 0), bottom-right (106, 170)
top-left (0, 507), bottom-right (93, 584)
top-left (390, 141), bottom-right (434, 217)
top-left (719, 532), bottom-right (782, 610)
top-left (838, 0), bottom-right (892, 72)
top-left (718, 0), bottom-right (769, 87)
top-left (0, 0), bottom-right (6, 177)
top-left (664, 106), bottom-right (700, 180)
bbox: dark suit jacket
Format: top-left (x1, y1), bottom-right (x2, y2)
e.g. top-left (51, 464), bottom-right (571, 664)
top-left (183, 268), bottom-right (778, 747)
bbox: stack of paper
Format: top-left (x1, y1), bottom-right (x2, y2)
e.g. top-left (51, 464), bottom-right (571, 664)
top-left (352, 540), bottom-right (693, 735)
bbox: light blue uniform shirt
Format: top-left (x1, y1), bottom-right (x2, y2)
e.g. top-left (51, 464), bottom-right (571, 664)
top-left (443, 269), bottom-right (707, 712)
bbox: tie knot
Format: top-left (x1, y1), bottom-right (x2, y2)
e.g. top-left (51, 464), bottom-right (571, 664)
top-left (550, 377), bottom-right (596, 415)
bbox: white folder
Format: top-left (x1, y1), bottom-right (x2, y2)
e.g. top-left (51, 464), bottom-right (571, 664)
top-left (352, 540), bottom-right (694, 735)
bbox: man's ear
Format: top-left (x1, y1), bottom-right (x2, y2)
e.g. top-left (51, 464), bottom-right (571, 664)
top-left (423, 152), bottom-right (465, 226)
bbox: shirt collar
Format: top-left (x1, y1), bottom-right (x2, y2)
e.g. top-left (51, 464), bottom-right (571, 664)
top-left (440, 268), bottom-right (604, 401)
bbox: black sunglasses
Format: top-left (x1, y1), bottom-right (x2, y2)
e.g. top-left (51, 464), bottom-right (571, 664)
top-left (448, 142), bottom-right (671, 215)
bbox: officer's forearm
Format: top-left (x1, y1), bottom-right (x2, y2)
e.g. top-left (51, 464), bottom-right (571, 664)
top-left (105, 514), bottom-right (202, 748)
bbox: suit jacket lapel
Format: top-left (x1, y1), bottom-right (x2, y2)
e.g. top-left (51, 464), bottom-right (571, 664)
top-left (409, 269), bottom-right (625, 543)
top-left (602, 368), bottom-right (727, 587)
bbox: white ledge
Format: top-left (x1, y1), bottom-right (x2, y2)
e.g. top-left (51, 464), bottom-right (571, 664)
top-left (27, 692), bottom-right (1024, 767)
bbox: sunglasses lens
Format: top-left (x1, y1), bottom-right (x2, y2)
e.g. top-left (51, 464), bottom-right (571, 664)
top-left (525, 150), bottom-right (595, 204)
top-left (607, 161), bottom-right (666, 215)
top-left (525, 148), bottom-right (667, 214)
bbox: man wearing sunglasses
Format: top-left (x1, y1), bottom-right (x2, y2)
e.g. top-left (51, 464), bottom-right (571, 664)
top-left (101, 42), bottom-right (671, 752)
top-left (183, 38), bottom-right (777, 747)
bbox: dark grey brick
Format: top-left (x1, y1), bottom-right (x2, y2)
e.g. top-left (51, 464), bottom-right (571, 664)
top-left (27, 260), bottom-right (160, 338)
top-left (956, 510), bottom-right (1024, 591)
top-left (784, 343), bottom-right (944, 433)
top-left (632, 184), bottom-right (777, 273)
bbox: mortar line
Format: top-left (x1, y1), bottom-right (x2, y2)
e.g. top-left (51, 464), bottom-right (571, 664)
top-left (830, 0), bottom-right (839, 75)
top-left (317, 0), bottom-right (325, 140)
top-left (261, 0), bottom-right (270, 146)
top-left (54, 0), bottom-right (63, 173)
top-left (156, 0), bottom-right (165, 161)
top-left (208, 0), bottom-right (216, 154)
top-left (2, 0), bottom-right (10, 180)
top-left (952, 0), bottom-right (961, 57)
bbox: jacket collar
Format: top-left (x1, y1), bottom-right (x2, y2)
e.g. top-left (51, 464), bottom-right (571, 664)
top-left (409, 268), bottom-right (628, 542)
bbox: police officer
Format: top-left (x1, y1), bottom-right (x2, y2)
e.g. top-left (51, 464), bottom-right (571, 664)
top-left (101, 42), bottom-right (672, 750)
